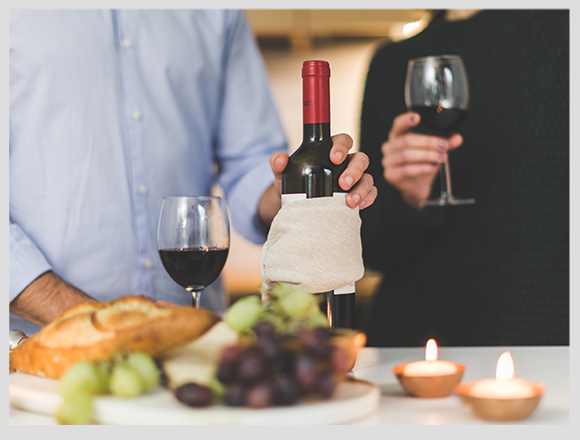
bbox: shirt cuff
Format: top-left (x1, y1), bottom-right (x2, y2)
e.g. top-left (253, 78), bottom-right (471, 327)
top-left (10, 222), bottom-right (52, 302)
top-left (223, 160), bottom-right (275, 245)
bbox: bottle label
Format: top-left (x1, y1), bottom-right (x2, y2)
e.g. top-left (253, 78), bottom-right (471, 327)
top-left (281, 192), bottom-right (306, 207)
top-left (280, 192), bottom-right (355, 295)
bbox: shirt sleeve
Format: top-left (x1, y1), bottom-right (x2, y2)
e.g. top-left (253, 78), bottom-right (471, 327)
top-left (9, 221), bottom-right (52, 302)
top-left (359, 44), bottom-right (447, 273)
top-left (214, 10), bottom-right (287, 245)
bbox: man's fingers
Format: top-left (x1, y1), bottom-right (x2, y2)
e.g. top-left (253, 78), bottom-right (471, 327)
top-left (345, 173), bottom-right (375, 209)
top-left (330, 133), bottom-right (354, 164)
top-left (269, 135), bottom-right (377, 210)
top-left (339, 151), bottom-right (369, 191)
top-left (359, 185), bottom-right (378, 210)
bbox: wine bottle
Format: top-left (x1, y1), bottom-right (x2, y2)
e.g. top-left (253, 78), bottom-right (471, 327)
top-left (281, 60), bottom-right (355, 329)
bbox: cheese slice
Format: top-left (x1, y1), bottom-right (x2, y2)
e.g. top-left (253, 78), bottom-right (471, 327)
top-left (160, 321), bottom-right (239, 389)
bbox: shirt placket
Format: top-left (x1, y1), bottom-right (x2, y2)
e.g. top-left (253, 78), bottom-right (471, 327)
top-left (114, 11), bottom-right (155, 296)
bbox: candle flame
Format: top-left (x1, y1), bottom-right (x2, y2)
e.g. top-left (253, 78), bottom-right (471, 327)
top-left (495, 351), bottom-right (515, 380)
top-left (425, 338), bottom-right (438, 362)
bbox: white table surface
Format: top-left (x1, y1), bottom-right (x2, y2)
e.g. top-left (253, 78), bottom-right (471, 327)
top-left (349, 345), bottom-right (569, 425)
top-left (9, 346), bottom-right (569, 425)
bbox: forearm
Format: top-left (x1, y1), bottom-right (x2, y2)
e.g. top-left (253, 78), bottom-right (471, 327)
top-left (9, 271), bottom-right (97, 327)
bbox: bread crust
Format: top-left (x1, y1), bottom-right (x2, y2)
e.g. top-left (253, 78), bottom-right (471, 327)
top-left (9, 295), bottom-right (220, 379)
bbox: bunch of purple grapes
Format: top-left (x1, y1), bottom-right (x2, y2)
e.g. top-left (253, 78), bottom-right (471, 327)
top-left (174, 320), bottom-right (350, 409)
top-left (219, 320), bottom-right (350, 408)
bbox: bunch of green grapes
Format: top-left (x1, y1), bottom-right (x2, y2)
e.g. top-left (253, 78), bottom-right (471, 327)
top-left (223, 283), bottom-right (328, 336)
top-left (55, 352), bottom-right (160, 424)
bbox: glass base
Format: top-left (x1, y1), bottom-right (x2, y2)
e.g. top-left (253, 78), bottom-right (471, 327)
top-left (420, 196), bottom-right (476, 208)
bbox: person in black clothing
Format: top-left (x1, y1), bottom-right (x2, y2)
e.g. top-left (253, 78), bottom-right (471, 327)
top-left (358, 10), bottom-right (569, 347)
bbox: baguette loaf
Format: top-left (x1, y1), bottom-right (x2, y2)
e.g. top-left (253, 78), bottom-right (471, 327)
top-left (9, 295), bottom-right (220, 379)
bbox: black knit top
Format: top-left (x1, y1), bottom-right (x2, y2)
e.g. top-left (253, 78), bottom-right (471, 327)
top-left (358, 10), bottom-right (569, 346)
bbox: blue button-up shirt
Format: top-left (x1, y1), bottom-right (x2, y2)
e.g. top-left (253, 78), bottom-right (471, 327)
top-left (9, 10), bottom-right (286, 335)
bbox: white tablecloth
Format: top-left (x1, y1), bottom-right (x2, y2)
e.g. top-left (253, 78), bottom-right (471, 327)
top-left (9, 346), bottom-right (569, 425)
top-left (349, 345), bottom-right (569, 424)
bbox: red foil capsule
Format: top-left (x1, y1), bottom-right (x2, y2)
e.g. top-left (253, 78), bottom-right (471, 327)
top-left (302, 60), bottom-right (330, 124)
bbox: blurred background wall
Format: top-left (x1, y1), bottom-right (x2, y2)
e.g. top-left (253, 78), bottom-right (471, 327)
top-left (221, 9), bottom-right (433, 322)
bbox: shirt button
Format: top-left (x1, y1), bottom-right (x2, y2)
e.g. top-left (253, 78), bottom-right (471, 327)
top-left (138, 184), bottom-right (148, 195)
top-left (143, 258), bottom-right (153, 269)
top-left (132, 109), bottom-right (142, 120)
top-left (122, 38), bottom-right (132, 48)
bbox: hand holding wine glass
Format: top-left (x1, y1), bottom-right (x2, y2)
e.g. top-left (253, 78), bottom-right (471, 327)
top-left (381, 112), bottom-right (464, 209)
top-left (405, 54), bottom-right (475, 207)
top-left (157, 196), bottom-right (230, 309)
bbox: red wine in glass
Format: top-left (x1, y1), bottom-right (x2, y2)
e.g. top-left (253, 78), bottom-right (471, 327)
top-left (410, 105), bottom-right (469, 138)
top-left (157, 196), bottom-right (230, 308)
top-left (405, 55), bottom-right (475, 207)
top-left (159, 248), bottom-right (229, 292)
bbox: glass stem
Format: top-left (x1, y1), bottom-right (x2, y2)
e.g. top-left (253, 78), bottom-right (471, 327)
top-left (187, 288), bottom-right (202, 309)
top-left (439, 158), bottom-right (453, 199)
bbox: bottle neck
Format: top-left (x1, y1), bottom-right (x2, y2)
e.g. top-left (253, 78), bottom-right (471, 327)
top-left (302, 122), bottom-right (331, 143)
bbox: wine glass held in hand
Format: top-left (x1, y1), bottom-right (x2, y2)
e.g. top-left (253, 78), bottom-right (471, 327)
top-left (157, 196), bottom-right (230, 308)
top-left (405, 54), bottom-right (475, 207)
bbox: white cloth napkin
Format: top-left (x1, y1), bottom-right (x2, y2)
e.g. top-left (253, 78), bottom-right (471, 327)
top-left (259, 196), bottom-right (364, 293)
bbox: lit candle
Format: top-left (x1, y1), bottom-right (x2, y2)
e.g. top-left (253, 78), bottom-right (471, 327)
top-left (469, 351), bottom-right (535, 399)
top-left (403, 339), bottom-right (458, 376)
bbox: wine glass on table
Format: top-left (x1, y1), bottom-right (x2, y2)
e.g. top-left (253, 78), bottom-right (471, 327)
top-left (405, 54), bottom-right (475, 207)
top-left (157, 196), bottom-right (230, 309)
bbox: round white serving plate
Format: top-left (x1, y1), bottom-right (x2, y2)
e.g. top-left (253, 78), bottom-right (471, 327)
top-left (9, 372), bottom-right (380, 425)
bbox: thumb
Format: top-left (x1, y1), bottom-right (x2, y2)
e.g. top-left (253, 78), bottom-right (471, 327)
top-left (270, 152), bottom-right (289, 176)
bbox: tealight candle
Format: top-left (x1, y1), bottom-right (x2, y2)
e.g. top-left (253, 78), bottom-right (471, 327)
top-left (393, 338), bottom-right (465, 398)
top-left (456, 351), bottom-right (545, 421)
top-left (403, 339), bottom-right (458, 376)
top-left (469, 352), bottom-right (535, 399)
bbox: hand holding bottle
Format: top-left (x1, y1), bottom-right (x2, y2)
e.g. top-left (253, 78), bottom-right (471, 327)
top-left (266, 60), bottom-right (376, 330)
top-left (269, 137), bottom-right (377, 210)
